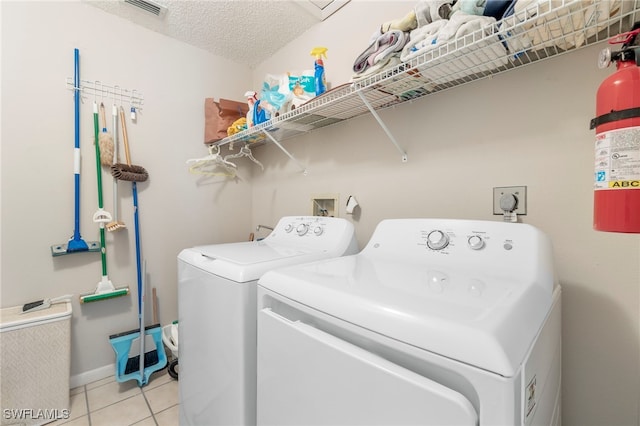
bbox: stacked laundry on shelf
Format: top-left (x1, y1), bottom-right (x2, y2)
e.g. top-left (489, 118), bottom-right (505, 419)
top-left (350, 0), bottom-right (516, 85)
top-left (499, 0), bottom-right (623, 57)
top-left (350, 10), bottom-right (416, 82)
top-left (402, 0), bottom-right (516, 85)
top-left (350, 0), bottom-right (627, 88)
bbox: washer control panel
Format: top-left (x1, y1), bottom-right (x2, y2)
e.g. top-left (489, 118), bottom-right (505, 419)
top-left (283, 220), bottom-right (325, 237)
top-left (266, 216), bottom-right (356, 251)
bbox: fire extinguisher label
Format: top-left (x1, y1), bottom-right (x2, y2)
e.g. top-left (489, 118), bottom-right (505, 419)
top-left (594, 126), bottom-right (640, 190)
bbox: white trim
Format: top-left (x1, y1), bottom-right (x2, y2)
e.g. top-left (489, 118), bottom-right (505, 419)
top-left (70, 364), bottom-right (114, 388)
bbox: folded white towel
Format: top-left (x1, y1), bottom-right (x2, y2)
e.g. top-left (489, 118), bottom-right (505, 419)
top-left (414, 0), bottom-right (454, 26)
top-left (438, 11), bottom-right (496, 43)
top-left (401, 20), bottom-right (448, 62)
top-left (409, 11), bottom-right (506, 86)
top-left (402, 12), bottom-right (496, 62)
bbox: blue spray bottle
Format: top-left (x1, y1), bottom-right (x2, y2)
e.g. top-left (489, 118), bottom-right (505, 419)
top-left (310, 47), bottom-right (328, 96)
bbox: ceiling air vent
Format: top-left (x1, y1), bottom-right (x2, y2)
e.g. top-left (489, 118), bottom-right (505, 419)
top-left (124, 0), bottom-right (167, 18)
top-left (296, 0), bottom-right (350, 21)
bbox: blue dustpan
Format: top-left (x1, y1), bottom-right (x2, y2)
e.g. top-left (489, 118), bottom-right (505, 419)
top-left (109, 324), bottom-right (166, 386)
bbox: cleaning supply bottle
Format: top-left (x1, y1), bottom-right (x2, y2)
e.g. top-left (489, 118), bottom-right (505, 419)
top-left (310, 47), bottom-right (328, 96)
top-left (244, 91), bottom-right (258, 127)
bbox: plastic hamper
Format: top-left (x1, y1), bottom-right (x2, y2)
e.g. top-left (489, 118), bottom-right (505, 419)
top-left (0, 301), bottom-right (72, 426)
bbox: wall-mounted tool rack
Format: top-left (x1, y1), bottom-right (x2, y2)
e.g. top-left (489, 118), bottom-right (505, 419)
top-left (212, 0), bottom-right (640, 172)
top-left (65, 78), bottom-right (144, 112)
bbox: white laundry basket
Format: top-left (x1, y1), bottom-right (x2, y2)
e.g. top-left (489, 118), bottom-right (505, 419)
top-left (0, 301), bottom-right (72, 426)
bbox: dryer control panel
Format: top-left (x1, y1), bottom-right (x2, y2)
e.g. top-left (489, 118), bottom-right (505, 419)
top-left (364, 218), bottom-right (554, 291)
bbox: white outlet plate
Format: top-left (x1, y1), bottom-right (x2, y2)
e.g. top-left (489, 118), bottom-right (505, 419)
top-left (493, 186), bottom-right (527, 215)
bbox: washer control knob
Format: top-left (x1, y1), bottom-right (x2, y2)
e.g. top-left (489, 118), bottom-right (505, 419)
top-left (427, 230), bottom-right (449, 250)
top-left (313, 226), bottom-right (324, 236)
top-left (468, 235), bottom-right (484, 250)
top-left (284, 224), bottom-right (294, 233)
top-left (296, 223), bottom-right (309, 236)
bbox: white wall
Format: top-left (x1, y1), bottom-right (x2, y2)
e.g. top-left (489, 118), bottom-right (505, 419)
top-left (2, 1), bottom-right (639, 425)
top-left (252, 1), bottom-right (640, 425)
top-left (1, 1), bottom-right (253, 379)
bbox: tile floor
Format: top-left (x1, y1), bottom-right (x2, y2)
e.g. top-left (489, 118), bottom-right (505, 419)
top-left (53, 369), bottom-right (178, 426)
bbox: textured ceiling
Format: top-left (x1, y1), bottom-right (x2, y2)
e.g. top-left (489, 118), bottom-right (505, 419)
top-left (86, 0), bottom-right (346, 67)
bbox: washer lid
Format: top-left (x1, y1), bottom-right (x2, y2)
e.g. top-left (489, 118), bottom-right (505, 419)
top-left (258, 255), bottom-right (555, 377)
top-left (196, 241), bottom-right (311, 264)
top-left (179, 241), bottom-right (325, 283)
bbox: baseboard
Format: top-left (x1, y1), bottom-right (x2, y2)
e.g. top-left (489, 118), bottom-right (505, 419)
top-left (70, 364), bottom-right (114, 388)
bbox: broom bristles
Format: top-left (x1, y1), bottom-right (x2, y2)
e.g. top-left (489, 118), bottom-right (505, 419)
top-left (111, 163), bottom-right (149, 182)
top-left (106, 220), bottom-right (126, 232)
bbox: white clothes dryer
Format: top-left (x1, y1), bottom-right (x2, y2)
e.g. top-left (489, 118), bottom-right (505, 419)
top-left (178, 216), bottom-right (358, 426)
top-left (257, 218), bottom-right (561, 426)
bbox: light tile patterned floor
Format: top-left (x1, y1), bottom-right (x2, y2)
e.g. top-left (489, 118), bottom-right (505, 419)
top-left (53, 370), bottom-right (178, 426)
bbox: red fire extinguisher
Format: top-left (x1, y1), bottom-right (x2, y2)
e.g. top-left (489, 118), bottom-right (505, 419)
top-left (591, 23), bottom-right (640, 233)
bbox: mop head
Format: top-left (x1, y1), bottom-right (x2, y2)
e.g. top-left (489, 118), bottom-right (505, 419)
top-left (111, 163), bottom-right (149, 182)
top-left (80, 287), bottom-right (129, 303)
top-left (99, 133), bottom-right (114, 166)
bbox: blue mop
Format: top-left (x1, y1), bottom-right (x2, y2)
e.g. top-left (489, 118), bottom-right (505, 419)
top-left (52, 48), bottom-right (99, 256)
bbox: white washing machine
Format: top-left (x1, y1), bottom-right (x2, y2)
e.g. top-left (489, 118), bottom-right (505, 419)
top-left (178, 216), bottom-right (358, 426)
top-left (257, 218), bottom-right (561, 426)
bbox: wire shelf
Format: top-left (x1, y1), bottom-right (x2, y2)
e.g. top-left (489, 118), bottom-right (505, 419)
top-left (216, 0), bottom-right (640, 149)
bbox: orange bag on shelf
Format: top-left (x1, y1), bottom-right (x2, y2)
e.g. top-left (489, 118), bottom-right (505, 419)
top-left (204, 98), bottom-right (249, 144)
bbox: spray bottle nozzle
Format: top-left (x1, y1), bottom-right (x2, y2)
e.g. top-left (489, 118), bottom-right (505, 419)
top-left (311, 47), bottom-right (328, 59)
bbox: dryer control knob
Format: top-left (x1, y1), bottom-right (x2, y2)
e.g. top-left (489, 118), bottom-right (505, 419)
top-left (468, 235), bottom-right (484, 250)
top-left (285, 224), bottom-right (294, 233)
top-left (427, 230), bottom-right (449, 250)
top-left (313, 226), bottom-right (324, 236)
top-left (296, 223), bottom-right (309, 236)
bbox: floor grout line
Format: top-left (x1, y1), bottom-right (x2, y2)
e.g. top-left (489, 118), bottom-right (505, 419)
top-left (140, 386), bottom-right (159, 426)
top-left (83, 385), bottom-right (92, 426)
top-left (77, 375), bottom-right (177, 426)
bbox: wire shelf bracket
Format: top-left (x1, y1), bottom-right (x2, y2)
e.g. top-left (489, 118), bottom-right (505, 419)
top-left (261, 130), bottom-right (308, 175)
top-left (356, 90), bottom-right (408, 162)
